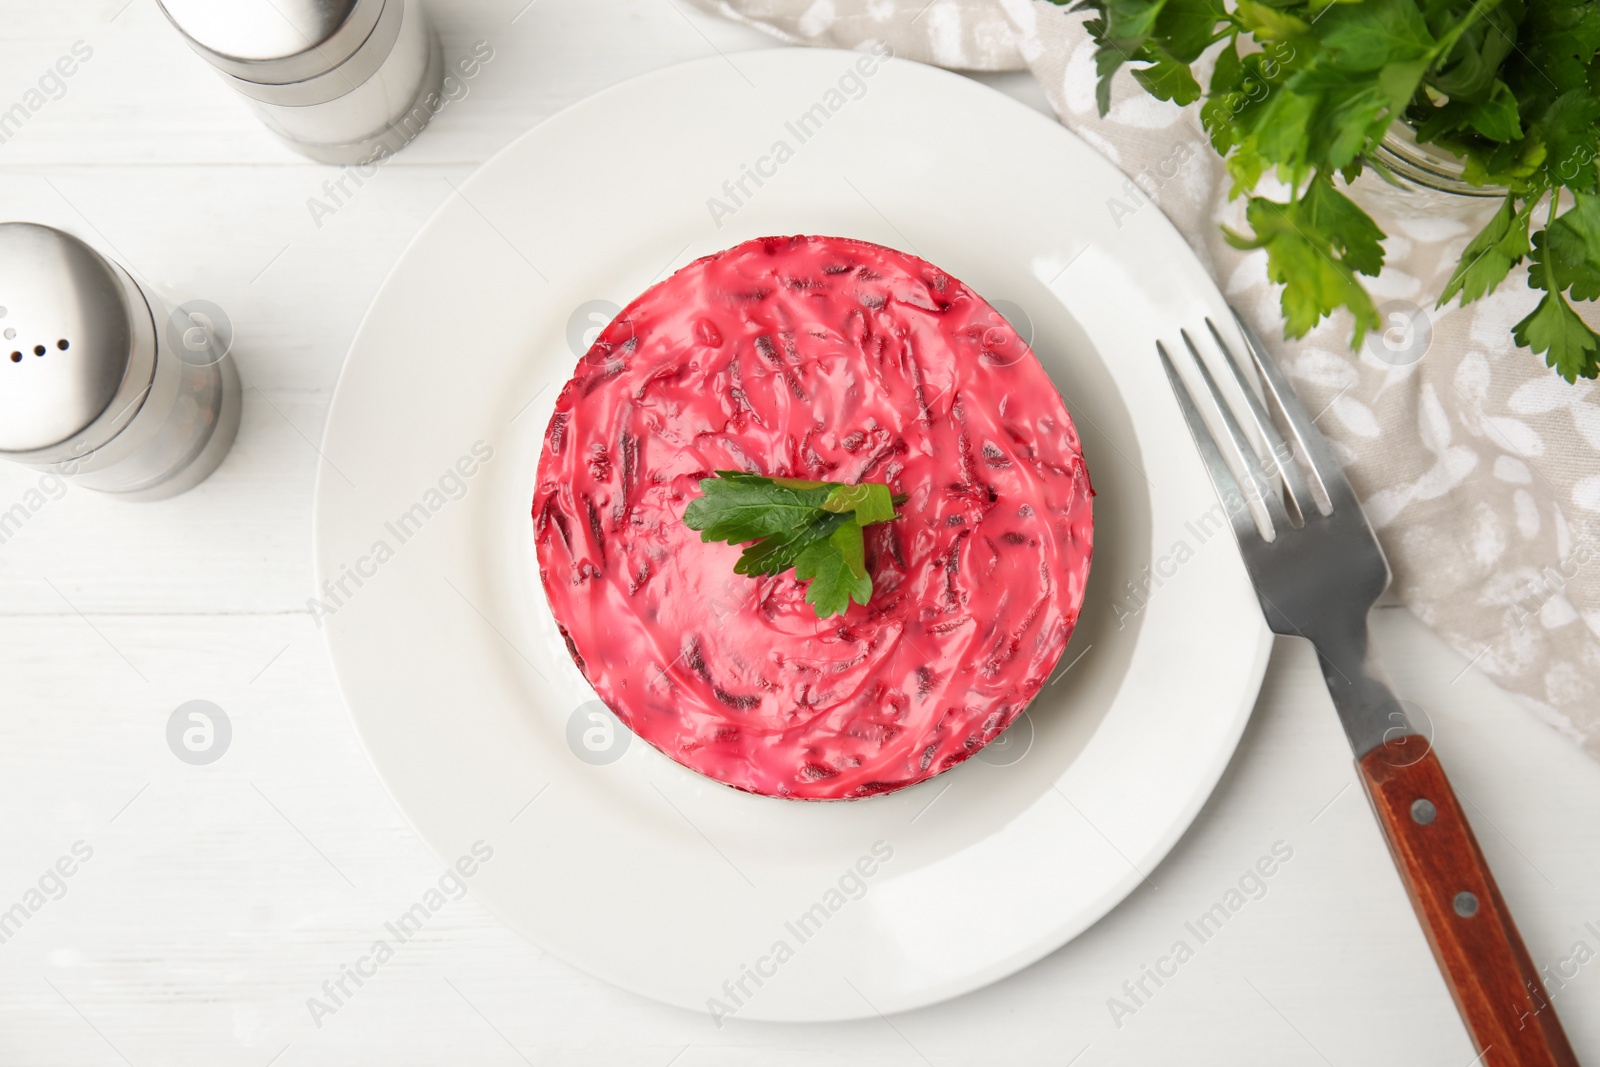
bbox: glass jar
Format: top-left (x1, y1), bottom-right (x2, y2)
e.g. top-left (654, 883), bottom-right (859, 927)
top-left (1347, 122), bottom-right (1506, 223)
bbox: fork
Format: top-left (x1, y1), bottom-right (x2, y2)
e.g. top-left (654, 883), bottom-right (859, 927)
top-left (1159, 312), bottom-right (1579, 1067)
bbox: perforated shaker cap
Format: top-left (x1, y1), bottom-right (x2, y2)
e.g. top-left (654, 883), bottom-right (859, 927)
top-left (156, 0), bottom-right (384, 86)
top-left (0, 223), bottom-right (152, 456)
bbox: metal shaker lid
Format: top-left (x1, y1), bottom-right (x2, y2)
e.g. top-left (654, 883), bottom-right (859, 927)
top-left (156, 0), bottom-right (385, 86)
top-left (0, 223), bottom-right (154, 456)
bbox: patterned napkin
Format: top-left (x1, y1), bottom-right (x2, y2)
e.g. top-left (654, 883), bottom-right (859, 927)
top-left (690, 0), bottom-right (1600, 759)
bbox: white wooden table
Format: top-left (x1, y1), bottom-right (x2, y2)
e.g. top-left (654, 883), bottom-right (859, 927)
top-left (2, 3), bottom-right (1597, 1064)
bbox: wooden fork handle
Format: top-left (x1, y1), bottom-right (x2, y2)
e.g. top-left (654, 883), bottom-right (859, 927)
top-left (1359, 736), bottom-right (1579, 1066)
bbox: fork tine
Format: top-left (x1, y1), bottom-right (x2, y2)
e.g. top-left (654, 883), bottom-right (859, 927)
top-left (1180, 333), bottom-right (1292, 537)
top-left (1230, 309), bottom-right (1358, 517)
top-left (1202, 319), bottom-right (1312, 525)
top-left (1156, 342), bottom-right (1258, 543)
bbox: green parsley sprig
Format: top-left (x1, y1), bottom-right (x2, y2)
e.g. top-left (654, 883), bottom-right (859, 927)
top-left (683, 472), bottom-right (904, 619)
top-left (1065, 0), bottom-right (1600, 382)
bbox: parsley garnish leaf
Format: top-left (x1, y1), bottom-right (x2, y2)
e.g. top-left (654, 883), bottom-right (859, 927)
top-left (794, 522), bottom-right (874, 618)
top-left (683, 472), bottom-right (903, 619)
top-left (820, 482), bottom-right (899, 525)
top-left (733, 510), bottom-right (851, 578)
top-left (681, 470), bottom-right (833, 543)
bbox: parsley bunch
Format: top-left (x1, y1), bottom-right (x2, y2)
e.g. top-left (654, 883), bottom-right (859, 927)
top-left (1066, 0), bottom-right (1600, 381)
top-left (683, 472), bottom-right (904, 618)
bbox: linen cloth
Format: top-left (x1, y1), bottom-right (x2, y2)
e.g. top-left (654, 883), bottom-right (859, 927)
top-left (690, 0), bottom-right (1600, 757)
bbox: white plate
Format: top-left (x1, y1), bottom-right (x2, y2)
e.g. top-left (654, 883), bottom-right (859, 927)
top-left (314, 48), bottom-right (1271, 1022)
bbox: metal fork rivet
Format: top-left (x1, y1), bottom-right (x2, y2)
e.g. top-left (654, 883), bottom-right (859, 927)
top-left (1453, 891), bottom-right (1479, 918)
top-left (1410, 798), bottom-right (1436, 825)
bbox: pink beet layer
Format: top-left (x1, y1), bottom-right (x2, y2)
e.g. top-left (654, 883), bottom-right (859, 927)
top-left (532, 235), bottom-right (1093, 799)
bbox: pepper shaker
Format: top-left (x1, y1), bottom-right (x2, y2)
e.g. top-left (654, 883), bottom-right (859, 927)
top-left (0, 223), bottom-right (241, 500)
top-left (156, 0), bottom-right (445, 165)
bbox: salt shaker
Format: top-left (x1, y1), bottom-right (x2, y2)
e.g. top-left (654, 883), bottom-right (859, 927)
top-left (0, 223), bottom-right (241, 500)
top-left (156, 0), bottom-right (445, 165)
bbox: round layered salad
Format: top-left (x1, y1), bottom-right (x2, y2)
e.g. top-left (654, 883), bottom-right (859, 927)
top-left (532, 235), bottom-right (1093, 800)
